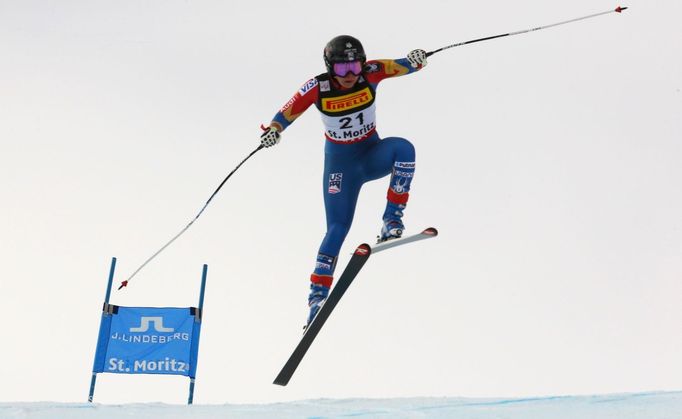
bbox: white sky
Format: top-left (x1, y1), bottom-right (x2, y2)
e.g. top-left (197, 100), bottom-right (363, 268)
top-left (1, 0), bottom-right (680, 405)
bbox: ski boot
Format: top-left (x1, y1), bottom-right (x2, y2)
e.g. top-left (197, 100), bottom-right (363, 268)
top-left (305, 282), bottom-right (330, 329)
top-left (378, 219), bottom-right (405, 243)
top-left (378, 202), bottom-right (406, 243)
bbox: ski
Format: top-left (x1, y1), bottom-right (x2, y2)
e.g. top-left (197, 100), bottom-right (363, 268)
top-left (273, 243), bottom-right (372, 386)
top-left (373, 227), bottom-right (439, 254)
top-left (273, 227), bottom-right (438, 386)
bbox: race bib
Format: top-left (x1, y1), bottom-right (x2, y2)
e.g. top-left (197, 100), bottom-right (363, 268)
top-left (321, 103), bottom-right (377, 143)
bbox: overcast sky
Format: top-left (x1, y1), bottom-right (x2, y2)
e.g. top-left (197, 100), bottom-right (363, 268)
top-left (1, 0), bottom-right (680, 405)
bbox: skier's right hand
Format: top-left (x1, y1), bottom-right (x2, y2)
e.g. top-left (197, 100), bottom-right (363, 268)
top-left (260, 125), bottom-right (281, 148)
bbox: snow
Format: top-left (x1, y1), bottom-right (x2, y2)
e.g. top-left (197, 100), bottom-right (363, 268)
top-left (2, 392), bottom-right (681, 419)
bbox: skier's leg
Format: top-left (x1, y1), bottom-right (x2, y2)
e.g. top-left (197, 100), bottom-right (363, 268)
top-left (308, 154), bottom-right (362, 325)
top-left (363, 136), bottom-right (416, 241)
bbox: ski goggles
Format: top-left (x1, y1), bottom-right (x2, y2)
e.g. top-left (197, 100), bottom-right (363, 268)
top-left (332, 61), bottom-right (363, 77)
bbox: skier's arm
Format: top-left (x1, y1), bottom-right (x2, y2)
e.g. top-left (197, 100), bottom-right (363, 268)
top-left (260, 78), bottom-right (319, 148)
top-left (268, 79), bottom-right (319, 133)
top-left (364, 49), bottom-right (428, 84)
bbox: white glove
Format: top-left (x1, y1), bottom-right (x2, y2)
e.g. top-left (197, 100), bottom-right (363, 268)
top-left (407, 49), bottom-right (427, 69)
top-left (260, 126), bottom-right (281, 148)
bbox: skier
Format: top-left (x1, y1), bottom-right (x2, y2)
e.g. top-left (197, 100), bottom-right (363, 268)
top-left (260, 35), bottom-right (427, 327)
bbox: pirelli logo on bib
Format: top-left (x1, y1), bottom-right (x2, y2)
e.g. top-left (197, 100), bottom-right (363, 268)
top-left (322, 88), bottom-right (373, 113)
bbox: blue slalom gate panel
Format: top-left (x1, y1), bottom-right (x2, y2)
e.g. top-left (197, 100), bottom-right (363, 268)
top-left (93, 306), bottom-right (202, 378)
top-left (88, 258), bottom-right (208, 404)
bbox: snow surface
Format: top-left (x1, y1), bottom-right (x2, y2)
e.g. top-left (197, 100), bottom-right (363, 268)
top-left (2, 392), bottom-right (681, 419)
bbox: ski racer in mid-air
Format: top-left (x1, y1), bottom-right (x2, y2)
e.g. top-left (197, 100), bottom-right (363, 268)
top-left (260, 35), bottom-right (428, 327)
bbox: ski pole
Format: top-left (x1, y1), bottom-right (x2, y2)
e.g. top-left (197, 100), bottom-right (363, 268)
top-left (426, 6), bottom-right (628, 57)
top-left (118, 144), bottom-right (264, 290)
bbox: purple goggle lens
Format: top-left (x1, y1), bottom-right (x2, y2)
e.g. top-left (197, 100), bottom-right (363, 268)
top-left (333, 61), bottom-right (363, 77)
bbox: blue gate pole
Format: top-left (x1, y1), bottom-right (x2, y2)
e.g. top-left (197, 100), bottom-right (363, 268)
top-left (88, 257), bottom-right (117, 403)
top-left (188, 263), bottom-right (208, 405)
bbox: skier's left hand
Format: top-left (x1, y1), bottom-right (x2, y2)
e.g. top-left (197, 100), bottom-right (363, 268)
top-left (407, 49), bottom-right (428, 69)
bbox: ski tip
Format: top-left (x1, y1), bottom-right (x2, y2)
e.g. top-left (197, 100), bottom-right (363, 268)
top-left (422, 227), bottom-right (439, 237)
top-left (615, 6), bottom-right (627, 13)
top-left (354, 243), bottom-right (372, 256)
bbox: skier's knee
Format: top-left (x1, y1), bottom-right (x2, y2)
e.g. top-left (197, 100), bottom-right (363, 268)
top-left (393, 137), bottom-right (416, 161)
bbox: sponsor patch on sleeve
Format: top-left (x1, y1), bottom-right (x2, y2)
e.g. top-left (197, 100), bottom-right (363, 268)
top-left (365, 62), bottom-right (381, 73)
top-left (298, 78), bottom-right (318, 96)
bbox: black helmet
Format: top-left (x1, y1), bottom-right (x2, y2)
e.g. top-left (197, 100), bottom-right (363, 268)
top-left (323, 35), bottom-right (366, 75)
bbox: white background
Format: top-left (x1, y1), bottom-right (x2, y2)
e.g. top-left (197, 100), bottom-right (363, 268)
top-left (1, 0), bottom-right (680, 404)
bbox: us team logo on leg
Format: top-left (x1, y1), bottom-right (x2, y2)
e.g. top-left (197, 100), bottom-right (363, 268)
top-left (328, 173), bottom-right (343, 194)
